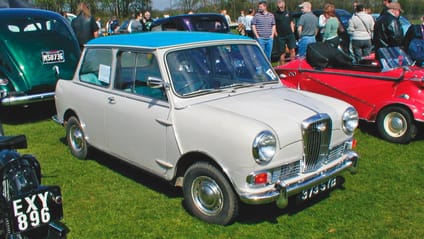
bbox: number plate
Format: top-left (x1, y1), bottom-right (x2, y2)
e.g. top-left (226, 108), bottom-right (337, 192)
top-left (10, 186), bottom-right (63, 233)
top-left (41, 50), bottom-right (65, 64)
top-left (299, 177), bottom-right (337, 201)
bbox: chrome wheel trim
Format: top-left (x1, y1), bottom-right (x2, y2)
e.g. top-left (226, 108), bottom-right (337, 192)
top-left (69, 124), bottom-right (84, 152)
top-left (384, 112), bottom-right (407, 138)
top-left (191, 176), bottom-right (224, 216)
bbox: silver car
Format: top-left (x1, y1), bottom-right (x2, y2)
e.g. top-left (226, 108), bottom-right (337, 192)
top-left (54, 32), bottom-right (359, 225)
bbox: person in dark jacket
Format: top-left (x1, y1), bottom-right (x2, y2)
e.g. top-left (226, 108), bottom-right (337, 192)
top-left (71, 2), bottom-right (99, 49)
top-left (373, 2), bottom-right (404, 52)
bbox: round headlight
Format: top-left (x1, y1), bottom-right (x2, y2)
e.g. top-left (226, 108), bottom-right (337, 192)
top-left (252, 131), bottom-right (277, 164)
top-left (342, 107), bottom-right (359, 134)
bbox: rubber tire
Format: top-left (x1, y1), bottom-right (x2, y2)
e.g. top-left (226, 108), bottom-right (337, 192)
top-left (66, 116), bottom-right (89, 159)
top-left (377, 106), bottom-right (417, 144)
top-left (183, 162), bottom-right (238, 225)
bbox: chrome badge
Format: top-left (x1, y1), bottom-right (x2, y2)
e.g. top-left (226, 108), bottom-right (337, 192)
top-left (316, 122), bottom-right (327, 132)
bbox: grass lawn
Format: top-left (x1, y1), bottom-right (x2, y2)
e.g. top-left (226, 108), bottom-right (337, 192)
top-left (2, 103), bottom-right (423, 238)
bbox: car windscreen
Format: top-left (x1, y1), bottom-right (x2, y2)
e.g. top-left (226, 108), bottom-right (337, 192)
top-left (377, 47), bottom-right (414, 71)
top-left (166, 44), bottom-right (279, 96)
top-left (190, 17), bottom-right (229, 33)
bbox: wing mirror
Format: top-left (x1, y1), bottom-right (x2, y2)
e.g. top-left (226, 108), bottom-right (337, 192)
top-left (147, 76), bottom-right (166, 89)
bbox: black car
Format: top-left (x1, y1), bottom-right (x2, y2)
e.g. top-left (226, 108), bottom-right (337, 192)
top-left (151, 13), bottom-right (230, 33)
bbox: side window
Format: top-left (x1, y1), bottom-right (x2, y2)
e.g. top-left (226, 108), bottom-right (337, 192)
top-left (115, 51), bottom-right (166, 101)
top-left (79, 48), bottom-right (112, 87)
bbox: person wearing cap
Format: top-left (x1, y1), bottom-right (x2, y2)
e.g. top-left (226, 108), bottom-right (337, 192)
top-left (274, 0), bottom-right (296, 64)
top-left (252, 1), bottom-right (276, 60)
top-left (373, 2), bottom-right (404, 52)
top-left (297, 1), bottom-right (318, 57)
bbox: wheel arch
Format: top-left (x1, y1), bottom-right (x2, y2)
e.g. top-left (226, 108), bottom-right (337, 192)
top-left (173, 152), bottom-right (237, 193)
top-left (376, 103), bottom-right (415, 121)
top-left (63, 109), bottom-right (79, 124)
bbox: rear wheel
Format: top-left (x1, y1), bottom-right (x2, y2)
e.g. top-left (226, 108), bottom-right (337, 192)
top-left (183, 162), bottom-right (238, 225)
top-left (377, 106), bottom-right (417, 144)
top-left (66, 116), bottom-right (88, 159)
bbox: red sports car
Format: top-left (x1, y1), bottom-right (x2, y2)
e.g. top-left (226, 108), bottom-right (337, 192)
top-left (275, 46), bottom-right (424, 144)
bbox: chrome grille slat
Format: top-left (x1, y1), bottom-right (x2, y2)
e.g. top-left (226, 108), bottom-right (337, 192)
top-left (302, 114), bottom-right (332, 173)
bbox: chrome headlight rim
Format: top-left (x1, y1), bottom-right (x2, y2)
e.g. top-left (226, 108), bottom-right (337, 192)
top-left (342, 107), bottom-right (359, 134)
top-left (252, 130), bottom-right (277, 165)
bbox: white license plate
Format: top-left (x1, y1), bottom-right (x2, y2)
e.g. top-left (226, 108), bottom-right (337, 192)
top-left (41, 50), bottom-right (65, 64)
top-left (299, 177), bottom-right (337, 201)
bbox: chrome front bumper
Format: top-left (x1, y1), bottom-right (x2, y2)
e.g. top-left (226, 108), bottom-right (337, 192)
top-left (239, 151), bottom-right (359, 208)
top-left (1, 92), bottom-right (55, 106)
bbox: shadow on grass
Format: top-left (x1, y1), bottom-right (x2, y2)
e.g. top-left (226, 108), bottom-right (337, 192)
top-left (358, 119), bottom-right (424, 142)
top-left (0, 101), bottom-right (56, 125)
top-left (237, 177), bottom-right (346, 225)
top-left (59, 135), bottom-right (350, 225)
top-left (88, 148), bottom-right (182, 199)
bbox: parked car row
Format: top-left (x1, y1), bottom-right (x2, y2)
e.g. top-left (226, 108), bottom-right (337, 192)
top-left (0, 6), bottom-right (419, 228)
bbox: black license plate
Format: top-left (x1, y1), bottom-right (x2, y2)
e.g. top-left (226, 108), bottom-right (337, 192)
top-left (298, 177), bottom-right (338, 201)
top-left (41, 50), bottom-right (65, 64)
top-left (10, 186), bottom-right (63, 233)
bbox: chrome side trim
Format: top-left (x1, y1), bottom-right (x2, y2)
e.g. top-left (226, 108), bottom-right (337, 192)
top-left (1, 92), bottom-right (55, 106)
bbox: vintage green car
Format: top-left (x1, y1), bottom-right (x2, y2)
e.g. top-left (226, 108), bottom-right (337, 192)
top-left (0, 8), bottom-right (80, 106)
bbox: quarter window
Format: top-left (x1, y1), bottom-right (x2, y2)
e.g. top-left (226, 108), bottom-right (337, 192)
top-left (79, 48), bottom-right (112, 87)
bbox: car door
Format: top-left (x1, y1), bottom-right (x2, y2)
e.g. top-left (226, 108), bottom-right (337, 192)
top-left (105, 50), bottom-right (171, 176)
top-left (75, 48), bottom-right (114, 151)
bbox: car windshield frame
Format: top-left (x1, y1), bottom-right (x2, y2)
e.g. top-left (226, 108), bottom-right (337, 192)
top-left (377, 47), bottom-right (414, 72)
top-left (166, 44), bottom-right (279, 97)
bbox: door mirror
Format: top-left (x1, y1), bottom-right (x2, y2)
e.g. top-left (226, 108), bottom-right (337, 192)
top-left (147, 76), bottom-right (165, 89)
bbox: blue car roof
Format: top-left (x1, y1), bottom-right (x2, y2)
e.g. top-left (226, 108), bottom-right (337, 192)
top-left (87, 32), bottom-right (252, 48)
top-left (0, 8), bottom-right (62, 19)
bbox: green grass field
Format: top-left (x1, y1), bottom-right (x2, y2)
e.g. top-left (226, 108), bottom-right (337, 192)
top-left (3, 104), bottom-right (423, 238)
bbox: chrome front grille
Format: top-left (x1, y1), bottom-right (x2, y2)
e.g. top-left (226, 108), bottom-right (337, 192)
top-left (270, 142), bottom-right (348, 183)
top-left (271, 161), bottom-right (300, 183)
top-left (301, 114), bottom-right (332, 173)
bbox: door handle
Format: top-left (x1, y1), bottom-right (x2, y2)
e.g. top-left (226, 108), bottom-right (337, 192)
top-left (107, 97), bottom-right (116, 104)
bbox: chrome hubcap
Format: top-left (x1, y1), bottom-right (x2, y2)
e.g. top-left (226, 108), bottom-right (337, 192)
top-left (70, 125), bottom-right (84, 151)
top-left (384, 112), bottom-right (407, 138)
top-left (191, 176), bottom-right (223, 216)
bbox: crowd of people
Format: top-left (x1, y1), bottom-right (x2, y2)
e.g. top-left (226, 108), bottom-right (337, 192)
top-left (235, 0), bottom-right (424, 66)
top-left (69, 1), bottom-right (424, 66)
top-left (68, 2), bottom-right (155, 49)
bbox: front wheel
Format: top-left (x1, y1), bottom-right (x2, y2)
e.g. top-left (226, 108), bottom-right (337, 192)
top-left (377, 106), bottom-right (417, 144)
top-left (66, 116), bottom-right (88, 159)
top-left (183, 162), bottom-right (238, 225)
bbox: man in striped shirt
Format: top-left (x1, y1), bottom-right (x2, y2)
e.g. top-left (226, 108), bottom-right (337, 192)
top-left (252, 1), bottom-right (276, 60)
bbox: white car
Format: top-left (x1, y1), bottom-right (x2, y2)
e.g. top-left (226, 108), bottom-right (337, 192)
top-left (54, 32), bottom-right (359, 225)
